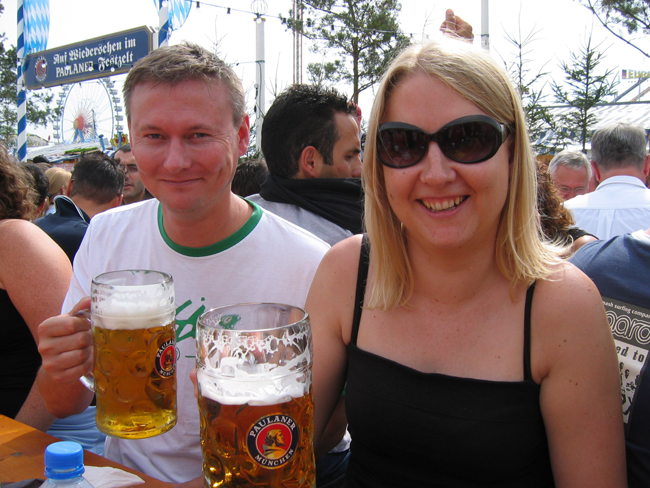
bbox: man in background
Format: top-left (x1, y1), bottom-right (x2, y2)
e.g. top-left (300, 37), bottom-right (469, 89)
top-left (548, 149), bottom-right (592, 201)
top-left (248, 84), bottom-right (363, 246)
top-left (565, 123), bottom-right (650, 239)
top-left (35, 151), bottom-right (124, 263)
top-left (113, 144), bottom-right (153, 204)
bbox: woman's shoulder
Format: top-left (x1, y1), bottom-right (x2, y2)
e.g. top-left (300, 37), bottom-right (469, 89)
top-left (0, 218), bottom-right (68, 269)
top-left (531, 261), bottom-right (611, 379)
top-left (0, 218), bottom-right (47, 248)
top-left (319, 234), bottom-right (364, 270)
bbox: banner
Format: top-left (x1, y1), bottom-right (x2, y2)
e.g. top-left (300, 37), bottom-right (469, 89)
top-left (24, 26), bottom-right (153, 89)
top-left (24, 0), bottom-right (49, 54)
top-left (154, 0), bottom-right (192, 31)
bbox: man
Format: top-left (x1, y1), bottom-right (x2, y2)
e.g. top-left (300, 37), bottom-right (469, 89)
top-left (570, 228), bottom-right (650, 488)
top-left (113, 144), bottom-right (153, 204)
top-left (35, 152), bottom-right (124, 263)
top-left (248, 85), bottom-right (360, 487)
top-left (564, 123), bottom-right (650, 239)
top-left (36, 43), bottom-right (329, 486)
top-left (247, 84), bottom-right (363, 245)
top-left (548, 149), bottom-right (591, 201)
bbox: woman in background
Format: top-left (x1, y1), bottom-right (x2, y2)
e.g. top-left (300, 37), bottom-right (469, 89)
top-left (0, 146), bottom-right (72, 430)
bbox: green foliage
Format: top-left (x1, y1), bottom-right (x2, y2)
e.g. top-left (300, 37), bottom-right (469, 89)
top-left (281, 0), bottom-right (409, 103)
top-left (502, 28), bottom-right (556, 154)
top-left (551, 33), bottom-right (618, 152)
top-left (0, 2), bottom-right (59, 147)
top-left (578, 0), bottom-right (650, 58)
top-left (307, 59), bottom-right (343, 86)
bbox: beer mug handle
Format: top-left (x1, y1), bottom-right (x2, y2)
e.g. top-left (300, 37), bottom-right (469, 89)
top-left (74, 309), bottom-right (96, 393)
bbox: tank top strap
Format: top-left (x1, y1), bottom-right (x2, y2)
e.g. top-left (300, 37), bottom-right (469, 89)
top-left (523, 281), bottom-right (537, 382)
top-left (350, 234), bottom-right (370, 346)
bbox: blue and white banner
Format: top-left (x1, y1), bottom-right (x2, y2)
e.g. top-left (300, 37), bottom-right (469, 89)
top-left (24, 0), bottom-right (49, 54)
top-left (154, 0), bottom-right (192, 31)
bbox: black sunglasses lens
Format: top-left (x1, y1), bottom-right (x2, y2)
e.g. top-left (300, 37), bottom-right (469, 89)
top-left (440, 121), bottom-right (500, 163)
top-left (378, 128), bottom-right (428, 168)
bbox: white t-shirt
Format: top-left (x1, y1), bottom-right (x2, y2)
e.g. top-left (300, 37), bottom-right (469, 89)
top-left (564, 175), bottom-right (650, 240)
top-left (64, 199), bottom-right (329, 483)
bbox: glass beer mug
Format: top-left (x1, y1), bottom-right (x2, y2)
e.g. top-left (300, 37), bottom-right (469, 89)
top-left (80, 270), bottom-right (177, 439)
top-left (196, 303), bottom-right (316, 488)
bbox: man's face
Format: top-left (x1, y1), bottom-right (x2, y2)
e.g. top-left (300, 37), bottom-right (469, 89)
top-left (128, 79), bottom-right (249, 220)
top-left (318, 112), bottom-right (362, 179)
top-left (115, 150), bottom-right (146, 203)
top-left (551, 164), bottom-right (590, 201)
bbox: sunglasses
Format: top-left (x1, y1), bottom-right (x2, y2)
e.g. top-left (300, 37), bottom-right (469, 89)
top-left (377, 115), bottom-right (507, 168)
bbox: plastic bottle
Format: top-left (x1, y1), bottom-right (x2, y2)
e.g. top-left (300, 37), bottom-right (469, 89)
top-left (41, 441), bottom-right (95, 488)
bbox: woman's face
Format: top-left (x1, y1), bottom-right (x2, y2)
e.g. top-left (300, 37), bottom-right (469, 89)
top-left (380, 73), bottom-right (510, 253)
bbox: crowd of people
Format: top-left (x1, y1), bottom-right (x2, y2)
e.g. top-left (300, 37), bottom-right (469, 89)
top-left (2, 8), bottom-right (650, 488)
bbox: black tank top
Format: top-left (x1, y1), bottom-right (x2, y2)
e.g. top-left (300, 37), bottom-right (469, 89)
top-left (344, 236), bottom-right (554, 487)
top-left (0, 288), bottom-right (41, 418)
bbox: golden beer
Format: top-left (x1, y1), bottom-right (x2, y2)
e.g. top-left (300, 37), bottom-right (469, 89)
top-left (197, 303), bottom-right (315, 488)
top-left (89, 270), bottom-right (176, 439)
top-left (198, 374), bottom-right (315, 487)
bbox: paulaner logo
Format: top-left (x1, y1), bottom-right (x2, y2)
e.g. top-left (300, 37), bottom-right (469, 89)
top-left (247, 414), bottom-right (299, 468)
top-left (34, 56), bottom-right (47, 83)
top-left (155, 339), bottom-right (177, 377)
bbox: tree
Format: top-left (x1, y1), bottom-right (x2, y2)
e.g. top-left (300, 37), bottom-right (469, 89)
top-left (281, 0), bottom-right (409, 103)
top-left (500, 26), bottom-right (556, 154)
top-left (0, 1), bottom-right (59, 147)
top-left (550, 33), bottom-right (618, 152)
top-left (578, 0), bottom-right (650, 59)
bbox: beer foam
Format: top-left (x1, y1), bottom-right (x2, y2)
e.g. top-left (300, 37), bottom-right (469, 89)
top-left (91, 300), bottom-right (174, 330)
top-left (197, 369), bottom-right (309, 406)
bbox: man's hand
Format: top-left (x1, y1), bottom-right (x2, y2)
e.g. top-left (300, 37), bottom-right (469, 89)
top-left (440, 9), bottom-right (474, 41)
top-left (38, 297), bottom-right (93, 384)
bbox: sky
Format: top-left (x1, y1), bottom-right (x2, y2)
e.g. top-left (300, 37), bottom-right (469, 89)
top-left (1, 0), bottom-right (650, 142)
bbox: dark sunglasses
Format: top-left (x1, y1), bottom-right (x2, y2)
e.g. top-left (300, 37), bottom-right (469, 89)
top-left (377, 114), bottom-right (507, 168)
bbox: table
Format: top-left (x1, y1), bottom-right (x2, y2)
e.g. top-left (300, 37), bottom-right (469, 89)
top-left (0, 415), bottom-right (171, 487)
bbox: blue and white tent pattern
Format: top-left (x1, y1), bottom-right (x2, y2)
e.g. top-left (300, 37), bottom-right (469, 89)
top-left (153, 0), bottom-right (192, 31)
top-left (24, 0), bottom-right (49, 54)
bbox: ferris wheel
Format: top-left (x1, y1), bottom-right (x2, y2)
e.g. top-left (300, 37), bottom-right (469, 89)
top-left (55, 78), bottom-right (124, 145)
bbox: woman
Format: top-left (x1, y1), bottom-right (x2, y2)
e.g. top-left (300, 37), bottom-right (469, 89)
top-left (0, 146), bottom-right (72, 430)
top-left (44, 167), bottom-right (72, 215)
top-left (308, 40), bottom-right (626, 487)
top-left (537, 161), bottom-right (597, 253)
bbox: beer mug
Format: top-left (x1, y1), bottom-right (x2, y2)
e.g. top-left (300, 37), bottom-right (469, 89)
top-left (81, 270), bottom-right (177, 439)
top-left (196, 303), bottom-right (315, 488)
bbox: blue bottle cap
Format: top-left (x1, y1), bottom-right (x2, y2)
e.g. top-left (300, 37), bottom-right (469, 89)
top-left (44, 441), bottom-right (85, 480)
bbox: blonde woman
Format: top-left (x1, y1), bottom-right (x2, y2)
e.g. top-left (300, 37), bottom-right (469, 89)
top-left (309, 39), bottom-right (626, 487)
top-left (44, 167), bottom-right (72, 215)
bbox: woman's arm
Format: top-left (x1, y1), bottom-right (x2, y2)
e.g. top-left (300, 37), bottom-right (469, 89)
top-left (0, 220), bottom-right (72, 430)
top-left (534, 264), bottom-right (626, 488)
top-left (308, 235), bottom-right (362, 452)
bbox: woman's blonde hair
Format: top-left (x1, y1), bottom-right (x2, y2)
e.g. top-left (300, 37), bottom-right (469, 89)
top-left (45, 167), bottom-right (72, 203)
top-left (363, 39), bottom-right (560, 310)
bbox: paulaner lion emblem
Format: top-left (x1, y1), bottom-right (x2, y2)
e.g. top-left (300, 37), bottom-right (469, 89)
top-left (247, 414), bottom-right (299, 468)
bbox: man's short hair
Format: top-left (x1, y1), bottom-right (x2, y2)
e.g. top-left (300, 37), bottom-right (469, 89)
top-left (591, 123), bottom-right (649, 172)
top-left (261, 84), bottom-right (355, 178)
top-left (70, 152), bottom-right (125, 204)
top-left (549, 150), bottom-right (592, 180)
top-left (113, 144), bottom-right (132, 158)
top-left (232, 159), bottom-right (269, 197)
top-left (122, 42), bottom-right (245, 128)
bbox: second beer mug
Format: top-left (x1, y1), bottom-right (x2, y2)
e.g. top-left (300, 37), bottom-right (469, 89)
top-left (196, 303), bottom-right (315, 488)
top-left (82, 269), bottom-right (177, 439)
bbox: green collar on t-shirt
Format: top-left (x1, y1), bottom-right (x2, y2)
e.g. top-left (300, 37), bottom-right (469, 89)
top-left (157, 199), bottom-right (263, 257)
